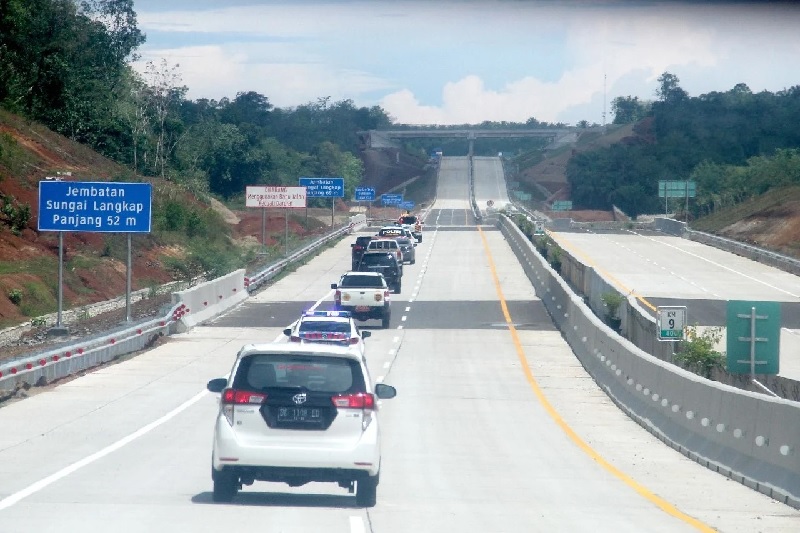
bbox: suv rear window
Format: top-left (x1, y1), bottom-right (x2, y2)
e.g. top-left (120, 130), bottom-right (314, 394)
top-left (368, 240), bottom-right (397, 250)
top-left (339, 274), bottom-right (386, 288)
top-left (359, 253), bottom-right (396, 267)
top-left (354, 236), bottom-right (372, 247)
top-left (234, 354), bottom-right (365, 394)
top-left (399, 215), bottom-right (417, 225)
top-left (298, 321), bottom-right (350, 334)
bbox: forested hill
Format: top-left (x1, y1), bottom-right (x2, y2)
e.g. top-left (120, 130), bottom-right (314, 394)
top-left (0, 0), bottom-right (393, 202)
top-left (567, 77), bottom-right (800, 218)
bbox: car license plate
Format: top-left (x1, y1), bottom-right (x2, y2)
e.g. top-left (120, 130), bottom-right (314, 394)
top-left (355, 305), bottom-right (370, 312)
top-left (278, 407), bottom-right (322, 423)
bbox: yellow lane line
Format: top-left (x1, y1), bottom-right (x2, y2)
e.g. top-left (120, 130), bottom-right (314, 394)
top-left (547, 229), bottom-right (657, 312)
top-left (478, 226), bottom-right (714, 532)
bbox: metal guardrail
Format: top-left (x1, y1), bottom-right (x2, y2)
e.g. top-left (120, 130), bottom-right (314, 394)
top-left (0, 216), bottom-right (366, 396)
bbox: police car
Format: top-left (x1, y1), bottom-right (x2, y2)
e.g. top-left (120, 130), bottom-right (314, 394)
top-left (283, 310), bottom-right (371, 357)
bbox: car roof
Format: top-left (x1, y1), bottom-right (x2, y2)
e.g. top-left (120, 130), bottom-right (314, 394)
top-left (238, 342), bottom-right (360, 361)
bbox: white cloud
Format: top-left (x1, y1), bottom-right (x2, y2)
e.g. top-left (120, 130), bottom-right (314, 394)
top-left (134, 1), bottom-right (800, 125)
top-left (133, 44), bottom-right (393, 105)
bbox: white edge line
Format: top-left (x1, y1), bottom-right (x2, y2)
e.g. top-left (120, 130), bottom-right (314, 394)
top-left (350, 516), bottom-right (366, 533)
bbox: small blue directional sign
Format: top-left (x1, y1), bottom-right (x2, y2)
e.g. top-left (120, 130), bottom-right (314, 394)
top-left (299, 177), bottom-right (344, 198)
top-left (38, 181), bottom-right (152, 233)
top-left (400, 201), bottom-right (415, 210)
top-left (354, 187), bottom-right (375, 202)
top-left (381, 193), bottom-right (403, 206)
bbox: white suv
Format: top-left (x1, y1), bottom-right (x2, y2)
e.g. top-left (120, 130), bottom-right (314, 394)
top-left (206, 343), bottom-right (397, 506)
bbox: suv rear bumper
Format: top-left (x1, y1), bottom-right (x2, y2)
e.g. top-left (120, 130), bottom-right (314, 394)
top-left (212, 417), bottom-right (381, 477)
top-left (339, 304), bottom-right (389, 321)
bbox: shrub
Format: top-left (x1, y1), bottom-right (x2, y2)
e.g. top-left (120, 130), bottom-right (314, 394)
top-left (601, 291), bottom-right (625, 331)
top-left (8, 288), bottom-right (22, 305)
top-left (674, 325), bottom-right (725, 379)
top-left (0, 194), bottom-right (31, 234)
top-left (601, 291), bottom-right (625, 318)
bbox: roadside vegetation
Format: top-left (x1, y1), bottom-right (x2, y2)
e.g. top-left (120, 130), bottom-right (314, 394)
top-left (568, 73), bottom-right (800, 219)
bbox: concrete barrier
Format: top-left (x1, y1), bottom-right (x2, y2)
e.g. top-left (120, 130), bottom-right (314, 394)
top-left (171, 269), bottom-right (249, 333)
top-left (0, 222), bottom-right (358, 396)
top-left (500, 216), bottom-right (800, 508)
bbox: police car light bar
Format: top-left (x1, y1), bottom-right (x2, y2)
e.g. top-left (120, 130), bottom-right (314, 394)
top-left (303, 310), bottom-right (352, 318)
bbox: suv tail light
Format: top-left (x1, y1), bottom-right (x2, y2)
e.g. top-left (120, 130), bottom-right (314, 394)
top-left (332, 392), bottom-right (375, 410)
top-left (334, 290), bottom-right (341, 305)
top-left (221, 389), bottom-right (267, 426)
top-left (349, 337), bottom-right (359, 345)
top-left (222, 389), bottom-right (267, 405)
top-left (290, 335), bottom-right (301, 342)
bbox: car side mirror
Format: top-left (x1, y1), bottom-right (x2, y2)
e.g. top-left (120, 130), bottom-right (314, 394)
top-left (331, 283), bottom-right (338, 289)
top-left (283, 328), bottom-right (292, 336)
top-left (362, 330), bottom-right (372, 339)
top-left (207, 377), bottom-right (227, 393)
top-left (375, 383), bottom-right (396, 399)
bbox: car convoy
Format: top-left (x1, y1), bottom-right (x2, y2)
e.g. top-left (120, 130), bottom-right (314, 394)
top-left (207, 211), bottom-right (424, 507)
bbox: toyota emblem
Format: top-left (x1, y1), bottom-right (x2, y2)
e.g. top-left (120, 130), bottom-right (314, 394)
top-left (292, 393), bottom-right (307, 405)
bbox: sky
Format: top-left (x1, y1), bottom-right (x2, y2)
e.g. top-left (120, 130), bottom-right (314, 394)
top-left (130, 0), bottom-right (800, 126)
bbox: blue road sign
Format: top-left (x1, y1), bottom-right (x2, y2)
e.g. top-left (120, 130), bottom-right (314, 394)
top-left (381, 194), bottom-right (403, 206)
top-left (299, 177), bottom-right (344, 198)
top-left (400, 201), bottom-right (415, 210)
top-left (38, 181), bottom-right (152, 233)
top-left (354, 187), bottom-right (376, 202)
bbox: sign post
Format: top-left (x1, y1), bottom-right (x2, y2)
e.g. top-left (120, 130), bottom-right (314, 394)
top-left (38, 180), bottom-right (152, 330)
top-left (355, 187), bottom-right (375, 220)
top-left (658, 180), bottom-right (696, 219)
top-left (246, 186), bottom-right (307, 256)
top-left (726, 300), bottom-right (780, 378)
top-left (299, 177), bottom-right (344, 227)
top-left (381, 194), bottom-right (403, 207)
top-left (657, 306), bottom-right (687, 341)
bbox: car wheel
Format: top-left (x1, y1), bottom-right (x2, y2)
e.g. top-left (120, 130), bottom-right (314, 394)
top-left (410, 258), bottom-right (416, 265)
top-left (394, 281), bottom-right (401, 293)
top-left (356, 475), bottom-right (378, 507)
top-left (212, 468), bottom-right (239, 502)
top-left (381, 313), bottom-right (391, 329)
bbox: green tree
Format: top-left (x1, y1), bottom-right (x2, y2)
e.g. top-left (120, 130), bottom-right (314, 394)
top-left (611, 96), bottom-right (649, 124)
top-left (656, 72), bottom-right (688, 104)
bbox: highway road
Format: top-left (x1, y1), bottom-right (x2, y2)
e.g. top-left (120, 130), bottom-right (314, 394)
top-left (0, 156), bottom-right (798, 532)
top-left (548, 228), bottom-right (800, 380)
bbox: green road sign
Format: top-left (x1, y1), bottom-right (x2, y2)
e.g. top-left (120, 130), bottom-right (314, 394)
top-left (658, 180), bottom-right (696, 198)
top-left (725, 300), bottom-right (780, 375)
top-left (551, 200), bottom-right (572, 211)
top-left (657, 306), bottom-right (686, 341)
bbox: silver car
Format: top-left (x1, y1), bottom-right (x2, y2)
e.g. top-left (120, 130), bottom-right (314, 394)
top-left (395, 236), bottom-right (416, 264)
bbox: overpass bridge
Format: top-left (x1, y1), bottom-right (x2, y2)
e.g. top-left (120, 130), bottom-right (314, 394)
top-left (357, 127), bottom-right (600, 154)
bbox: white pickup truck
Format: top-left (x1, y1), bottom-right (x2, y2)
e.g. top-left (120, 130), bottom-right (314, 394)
top-left (331, 272), bottom-right (392, 328)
